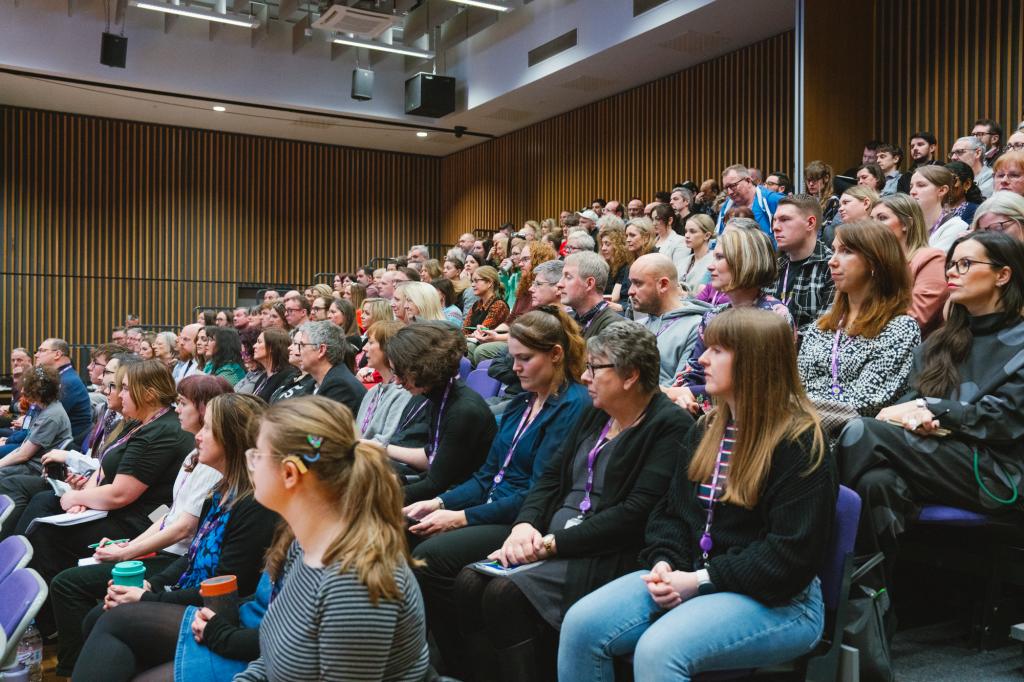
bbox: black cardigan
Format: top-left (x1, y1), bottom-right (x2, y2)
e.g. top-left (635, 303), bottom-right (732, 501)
top-left (140, 494), bottom-right (279, 606)
top-left (641, 425), bottom-right (837, 606)
top-left (515, 392), bottom-right (692, 609)
top-left (403, 380), bottom-right (497, 503)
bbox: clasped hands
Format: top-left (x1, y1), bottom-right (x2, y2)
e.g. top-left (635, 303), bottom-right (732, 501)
top-left (642, 561), bottom-right (699, 610)
top-left (403, 499), bottom-right (467, 537)
top-left (876, 401), bottom-right (941, 436)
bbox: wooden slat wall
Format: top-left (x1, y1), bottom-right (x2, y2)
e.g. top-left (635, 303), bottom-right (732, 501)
top-left (440, 32), bottom-right (794, 241)
top-left (874, 0), bottom-right (1024, 159)
top-left (0, 106), bottom-right (440, 370)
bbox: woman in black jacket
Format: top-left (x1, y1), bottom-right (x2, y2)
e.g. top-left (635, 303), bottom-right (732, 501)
top-left (559, 308), bottom-right (835, 682)
top-left (72, 394), bottom-right (278, 682)
top-left (451, 322), bottom-right (693, 682)
top-left (384, 322), bottom-right (496, 504)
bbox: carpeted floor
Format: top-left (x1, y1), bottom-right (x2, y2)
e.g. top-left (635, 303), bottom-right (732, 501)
top-left (892, 621), bottom-right (1022, 681)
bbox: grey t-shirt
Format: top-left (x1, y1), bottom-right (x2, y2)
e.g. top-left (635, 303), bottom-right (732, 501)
top-left (27, 401), bottom-right (73, 458)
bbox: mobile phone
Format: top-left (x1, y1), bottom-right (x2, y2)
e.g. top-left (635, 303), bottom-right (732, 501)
top-left (45, 462), bottom-right (68, 480)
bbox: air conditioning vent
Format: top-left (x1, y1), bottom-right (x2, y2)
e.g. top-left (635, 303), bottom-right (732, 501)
top-left (313, 6), bottom-right (399, 38)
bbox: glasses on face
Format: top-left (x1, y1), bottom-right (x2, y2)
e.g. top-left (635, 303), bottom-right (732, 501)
top-left (293, 341), bottom-right (320, 350)
top-left (532, 280), bottom-right (555, 289)
top-left (948, 257), bottom-right (998, 275)
top-left (948, 149), bottom-right (972, 159)
top-left (996, 171), bottom-right (1023, 181)
top-left (973, 130), bottom-right (991, 139)
top-left (284, 307), bottom-right (302, 314)
top-left (88, 360), bottom-right (106, 370)
top-left (723, 178), bottom-right (748, 193)
top-left (244, 447), bottom-right (264, 472)
top-left (563, 245), bottom-right (578, 253)
top-left (1006, 142), bottom-right (1024, 152)
top-left (977, 218), bottom-right (1021, 233)
top-left (471, 278), bottom-right (487, 284)
top-left (311, 305), bottom-right (328, 312)
top-left (584, 362), bottom-right (615, 376)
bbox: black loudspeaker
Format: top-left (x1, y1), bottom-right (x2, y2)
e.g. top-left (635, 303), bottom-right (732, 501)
top-left (405, 73), bottom-right (455, 118)
top-left (351, 67), bottom-right (373, 101)
top-left (100, 32), bottom-right (127, 68)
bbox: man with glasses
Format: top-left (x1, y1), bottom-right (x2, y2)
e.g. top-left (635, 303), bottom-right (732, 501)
top-left (283, 297), bottom-right (311, 329)
top-left (972, 118), bottom-right (1004, 166)
top-left (33, 338), bottom-right (93, 448)
top-left (557, 252), bottom-right (620, 340)
top-left (564, 230), bottom-right (596, 254)
top-left (294, 321), bottom-right (365, 415)
top-left (1005, 129), bottom-right (1024, 155)
top-left (949, 136), bottom-right (993, 198)
top-left (714, 164), bottom-right (783, 241)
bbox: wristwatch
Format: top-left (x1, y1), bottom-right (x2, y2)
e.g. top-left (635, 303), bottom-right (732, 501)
top-left (435, 497), bottom-right (445, 510)
top-left (696, 568), bottom-right (716, 596)
top-left (915, 398), bottom-right (927, 409)
top-left (542, 533), bottom-right (556, 555)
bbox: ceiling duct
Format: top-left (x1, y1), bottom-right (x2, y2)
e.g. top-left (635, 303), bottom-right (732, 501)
top-left (312, 5), bottom-right (400, 38)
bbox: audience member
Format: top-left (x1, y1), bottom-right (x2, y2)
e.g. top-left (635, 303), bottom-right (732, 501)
top-left (771, 194), bottom-right (835, 331)
top-left (797, 221), bottom-right (920, 434)
top-left (944, 160), bottom-right (985, 225)
top-left (993, 150), bottom-right (1024, 196)
top-left (249, 328), bottom-right (298, 403)
top-left (909, 165), bottom-right (969, 251)
top-left (839, 231), bottom-right (1024, 589)
top-left (624, 217), bottom-right (657, 260)
top-left (650, 203), bottom-right (691, 275)
top-left (971, 190), bottom-right (1024, 241)
top-left (433, 278), bottom-right (465, 327)
top-left (856, 163), bottom-right (886, 192)
top-left (559, 308), bottom-right (834, 681)
top-left (385, 322), bottom-right (495, 503)
top-left (764, 171), bottom-right (792, 195)
top-left (452, 323), bottom-right (692, 680)
top-left (268, 334), bottom-right (315, 404)
top-left (33, 337), bottom-right (93, 447)
top-left (950, 135), bottom-right (994, 197)
top-left (463, 266), bottom-right (510, 338)
top-left (294, 321), bottom-right (365, 415)
top-left (0, 366), bottom-right (71, 476)
top-left (973, 117), bottom-right (1004, 166)
top-left (680, 214), bottom-right (715, 297)
top-left (805, 160), bottom-right (841, 228)
top-left (259, 301), bottom-right (288, 331)
top-left (876, 143), bottom-right (904, 195)
top-left (203, 326), bottom-right (245, 386)
top-left (715, 164), bottom-right (782, 238)
top-left (355, 321), bottom-right (421, 448)
top-left (897, 130), bottom-right (941, 193)
top-left (871, 194), bottom-right (949, 334)
top-left (596, 222), bottom-right (633, 313)
top-left (173, 323), bottom-right (203, 385)
top-left (558, 252), bottom-right (620, 339)
top-left (670, 186), bottom-right (697, 230)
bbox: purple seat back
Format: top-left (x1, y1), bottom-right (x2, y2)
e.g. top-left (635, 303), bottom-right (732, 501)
top-left (459, 356), bottom-right (472, 380)
top-left (0, 569), bottom-right (46, 653)
top-left (821, 486), bottom-right (862, 609)
top-left (916, 504), bottom-right (990, 526)
top-left (466, 369), bottom-right (502, 399)
top-left (0, 494), bottom-right (13, 529)
top-left (476, 359), bottom-right (495, 373)
top-left (0, 536), bottom-right (32, 584)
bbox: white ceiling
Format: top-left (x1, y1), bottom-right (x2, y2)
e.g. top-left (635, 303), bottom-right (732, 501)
top-left (0, 0), bottom-right (794, 156)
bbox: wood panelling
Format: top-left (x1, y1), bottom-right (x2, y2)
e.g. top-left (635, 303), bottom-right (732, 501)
top-left (0, 106), bottom-right (440, 368)
top-left (873, 0), bottom-right (1024, 160)
top-left (440, 32), bottom-right (794, 241)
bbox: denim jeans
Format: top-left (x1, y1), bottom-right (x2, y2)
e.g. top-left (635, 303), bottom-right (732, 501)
top-left (558, 570), bottom-right (824, 682)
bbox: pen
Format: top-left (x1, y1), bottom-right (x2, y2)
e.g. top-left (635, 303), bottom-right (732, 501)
top-left (88, 538), bottom-right (129, 549)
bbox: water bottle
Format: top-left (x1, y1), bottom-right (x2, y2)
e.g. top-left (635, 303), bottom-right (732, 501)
top-left (15, 620), bottom-right (42, 682)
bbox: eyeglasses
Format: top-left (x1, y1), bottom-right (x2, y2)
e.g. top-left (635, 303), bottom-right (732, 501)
top-left (973, 130), bottom-right (992, 139)
top-left (311, 305), bottom-right (328, 311)
top-left (995, 171), bottom-right (1023, 181)
top-left (284, 307), bottom-right (302, 314)
top-left (948, 149), bottom-right (974, 159)
top-left (1006, 142), bottom-right (1024, 152)
top-left (584, 362), bottom-right (615, 375)
top-left (723, 178), bottom-right (749, 192)
top-left (948, 257), bottom-right (999, 275)
top-left (292, 341), bottom-right (320, 350)
top-left (88, 360), bottom-right (107, 370)
top-left (976, 218), bottom-right (1021, 233)
top-left (531, 280), bottom-right (556, 288)
top-left (244, 448), bottom-right (265, 472)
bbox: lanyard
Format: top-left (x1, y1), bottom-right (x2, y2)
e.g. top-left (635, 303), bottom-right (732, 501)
top-left (698, 429), bottom-right (732, 566)
top-left (710, 290), bottom-right (724, 306)
top-left (490, 398), bottom-right (542, 494)
top-left (579, 420), bottom-right (614, 514)
top-left (360, 380), bottom-right (391, 432)
top-left (426, 379), bottom-right (454, 465)
top-left (780, 261), bottom-right (792, 306)
top-left (161, 460), bottom-right (194, 530)
top-left (655, 316), bottom-right (682, 338)
top-left (579, 302), bottom-right (609, 334)
top-left (96, 407), bottom-right (171, 484)
top-left (398, 398), bottom-right (429, 432)
top-left (830, 323), bottom-right (846, 399)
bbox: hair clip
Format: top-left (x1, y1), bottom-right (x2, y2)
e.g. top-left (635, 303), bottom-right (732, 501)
top-left (304, 434), bottom-right (323, 463)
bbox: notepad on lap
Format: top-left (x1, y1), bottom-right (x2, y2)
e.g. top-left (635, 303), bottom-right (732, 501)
top-left (25, 509), bottom-right (108, 534)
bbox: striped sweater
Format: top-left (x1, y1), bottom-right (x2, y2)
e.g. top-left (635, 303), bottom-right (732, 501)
top-left (234, 541), bottom-right (429, 682)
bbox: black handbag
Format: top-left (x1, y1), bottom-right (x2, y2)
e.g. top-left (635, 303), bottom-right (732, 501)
top-left (843, 552), bottom-right (895, 682)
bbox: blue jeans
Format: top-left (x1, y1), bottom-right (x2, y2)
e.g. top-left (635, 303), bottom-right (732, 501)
top-left (558, 570), bottom-right (824, 682)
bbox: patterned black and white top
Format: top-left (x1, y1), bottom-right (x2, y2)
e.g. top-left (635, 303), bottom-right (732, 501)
top-left (797, 314), bottom-right (921, 416)
top-left (234, 541), bottom-right (429, 682)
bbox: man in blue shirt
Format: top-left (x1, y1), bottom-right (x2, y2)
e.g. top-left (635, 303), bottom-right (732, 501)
top-left (715, 164), bottom-right (783, 245)
top-left (35, 338), bottom-right (93, 448)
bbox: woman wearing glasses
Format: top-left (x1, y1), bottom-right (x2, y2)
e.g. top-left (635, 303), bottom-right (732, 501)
top-left (839, 232), bottom-right (1024, 587)
top-left (462, 266), bottom-right (510, 339)
top-left (993, 150), bottom-right (1024, 197)
top-left (71, 393), bottom-right (277, 682)
top-left (235, 396), bottom-right (429, 681)
top-left (450, 322), bottom-right (693, 681)
top-left (971, 190), bottom-right (1024, 242)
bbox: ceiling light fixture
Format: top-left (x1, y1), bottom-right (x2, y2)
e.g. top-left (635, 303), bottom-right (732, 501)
top-left (212, 105), bottom-right (226, 112)
top-left (331, 35), bottom-right (434, 60)
top-left (416, 132), bottom-right (429, 138)
top-left (129, 0), bottom-right (261, 28)
top-left (449, 0), bottom-right (511, 12)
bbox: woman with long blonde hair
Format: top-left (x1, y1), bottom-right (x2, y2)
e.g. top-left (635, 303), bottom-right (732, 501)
top-left (237, 396), bottom-right (429, 680)
top-left (559, 308), bottom-right (834, 681)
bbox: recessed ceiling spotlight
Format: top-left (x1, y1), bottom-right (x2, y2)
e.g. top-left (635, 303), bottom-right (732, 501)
top-left (416, 131), bottom-right (429, 138)
top-left (212, 105), bottom-right (226, 112)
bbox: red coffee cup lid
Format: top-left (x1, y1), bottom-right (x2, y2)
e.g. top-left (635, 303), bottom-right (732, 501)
top-left (200, 575), bottom-right (238, 597)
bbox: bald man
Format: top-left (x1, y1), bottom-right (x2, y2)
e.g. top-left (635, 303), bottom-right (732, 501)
top-left (173, 323), bottom-right (204, 384)
top-left (628, 254), bottom-right (714, 385)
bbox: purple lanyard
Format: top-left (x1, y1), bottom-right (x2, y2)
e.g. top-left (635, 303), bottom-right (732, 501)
top-left (655, 317), bottom-right (682, 338)
top-left (780, 261), bottom-right (792, 306)
top-left (427, 379), bottom-right (454, 465)
top-left (710, 290), bottom-right (723, 306)
top-left (579, 419), bottom-right (614, 514)
top-left (490, 398), bottom-right (541, 492)
top-left (360, 381), bottom-right (391, 432)
top-left (97, 407), bottom-right (170, 484)
top-left (580, 302), bottom-right (609, 334)
top-left (698, 432), bottom-right (731, 566)
top-left (830, 324), bottom-right (846, 399)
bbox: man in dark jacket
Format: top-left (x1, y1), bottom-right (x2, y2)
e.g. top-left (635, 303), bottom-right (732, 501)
top-left (295, 321), bottom-right (365, 416)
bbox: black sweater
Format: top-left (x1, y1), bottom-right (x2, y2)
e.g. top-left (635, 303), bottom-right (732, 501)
top-left (641, 425), bottom-right (837, 606)
top-left (140, 495), bottom-right (278, 606)
top-left (403, 381), bottom-right (497, 504)
top-left (515, 392), bottom-right (692, 608)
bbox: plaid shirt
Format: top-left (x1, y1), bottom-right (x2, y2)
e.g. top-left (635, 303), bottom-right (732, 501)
top-left (772, 241), bottom-right (835, 332)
